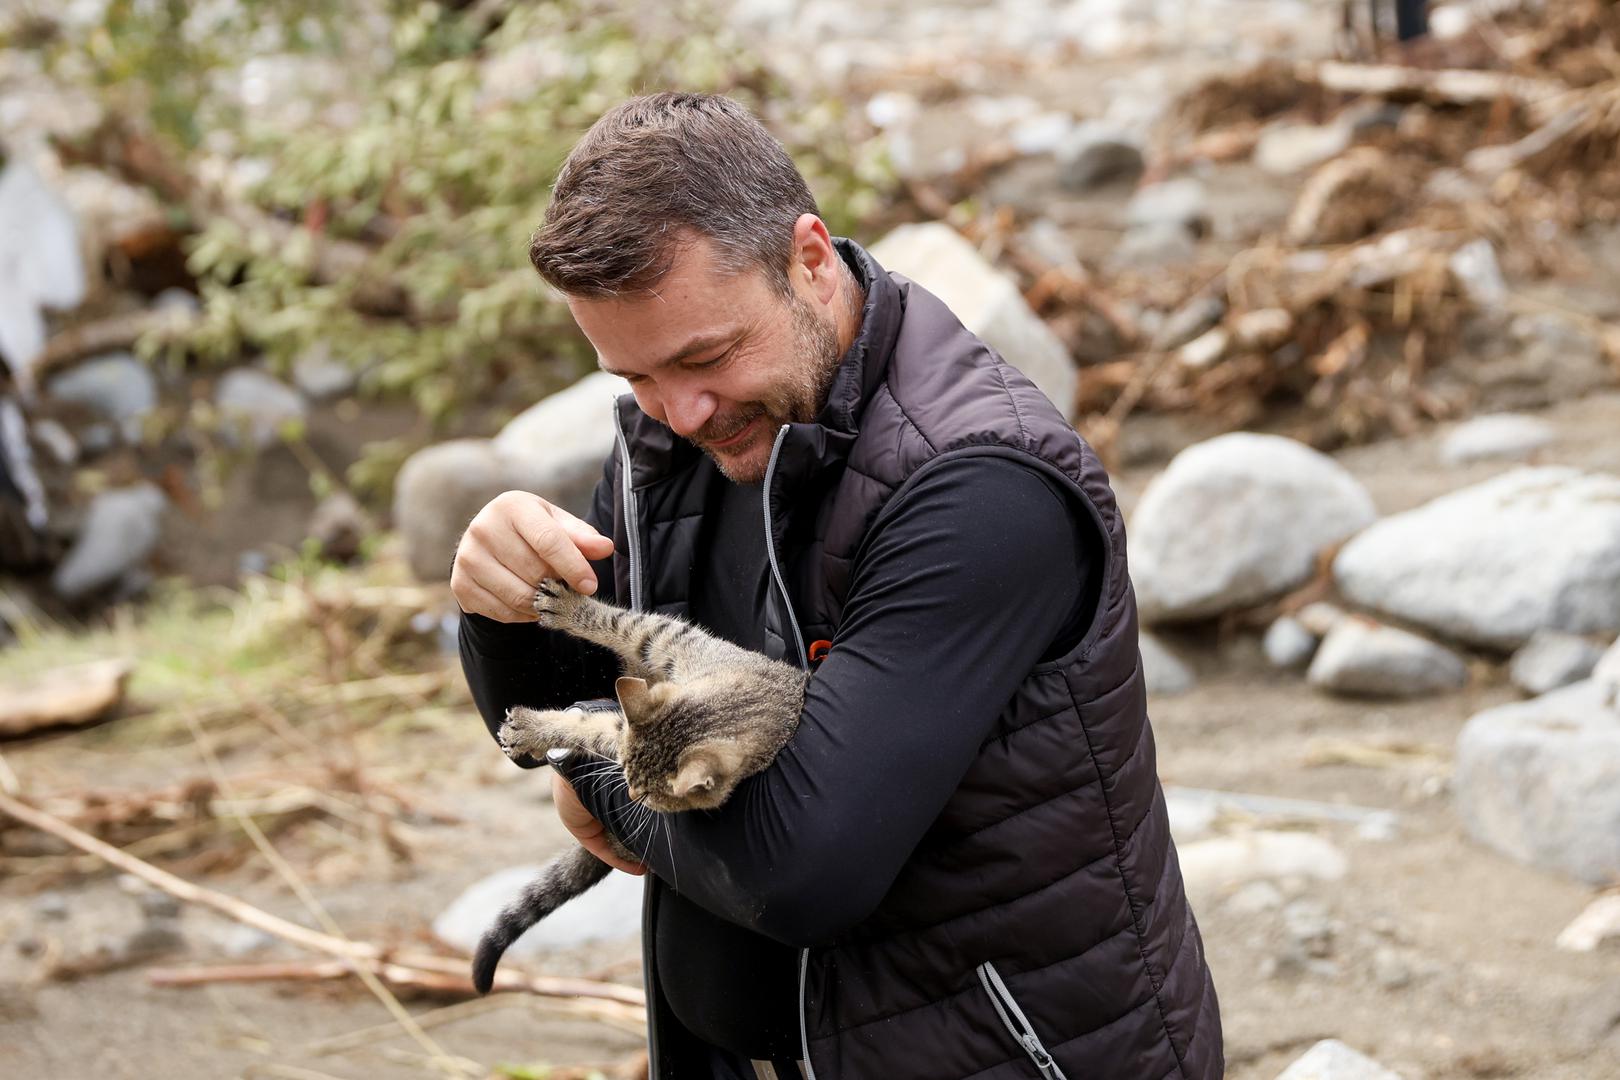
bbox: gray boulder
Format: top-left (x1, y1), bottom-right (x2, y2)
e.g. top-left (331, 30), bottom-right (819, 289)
top-left (1438, 413), bottom-right (1555, 466)
top-left (1307, 617), bottom-right (1468, 698)
top-left (869, 223), bottom-right (1078, 417)
top-left (1141, 633), bottom-right (1195, 695)
top-left (45, 352), bottom-right (157, 442)
top-left (1333, 467), bottom-right (1620, 649)
top-left (51, 483), bottom-right (166, 601)
top-left (1509, 630), bottom-right (1604, 697)
top-left (396, 372), bottom-right (630, 581)
top-left (1455, 678), bottom-right (1620, 884)
top-left (395, 439), bottom-right (533, 582)
top-left (433, 865), bottom-right (643, 958)
top-left (491, 370), bottom-right (630, 518)
top-left (1132, 433), bottom-right (1378, 623)
top-left (1275, 1039), bottom-right (1404, 1080)
top-left (215, 368), bottom-right (307, 449)
top-left (1111, 223), bottom-right (1198, 270)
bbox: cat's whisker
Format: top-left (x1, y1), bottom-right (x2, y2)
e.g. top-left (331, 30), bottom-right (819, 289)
top-left (660, 814), bottom-right (679, 894)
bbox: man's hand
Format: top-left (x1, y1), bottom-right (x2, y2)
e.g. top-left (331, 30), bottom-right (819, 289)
top-left (452, 491), bottom-right (615, 623)
top-left (552, 770), bottom-right (647, 876)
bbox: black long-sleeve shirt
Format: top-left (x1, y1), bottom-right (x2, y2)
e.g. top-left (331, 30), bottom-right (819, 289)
top-left (459, 454), bottom-right (1101, 1059)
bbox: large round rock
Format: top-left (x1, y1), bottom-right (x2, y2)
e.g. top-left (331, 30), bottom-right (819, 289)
top-left (394, 439), bottom-right (536, 582)
top-left (1334, 467), bottom-right (1620, 650)
top-left (1131, 433), bottom-right (1377, 623)
top-left (1454, 679), bottom-right (1620, 885)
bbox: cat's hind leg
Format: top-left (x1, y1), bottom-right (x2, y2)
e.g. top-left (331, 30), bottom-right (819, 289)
top-left (497, 704), bottom-right (622, 762)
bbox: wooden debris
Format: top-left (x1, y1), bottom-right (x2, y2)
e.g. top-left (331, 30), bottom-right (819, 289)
top-left (1310, 61), bottom-right (1568, 112)
top-left (0, 659), bottom-right (133, 739)
top-left (0, 789), bottom-right (646, 1011)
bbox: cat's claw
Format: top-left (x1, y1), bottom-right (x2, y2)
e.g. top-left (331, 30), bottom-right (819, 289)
top-left (532, 578), bottom-right (571, 625)
top-left (497, 706), bottom-right (545, 760)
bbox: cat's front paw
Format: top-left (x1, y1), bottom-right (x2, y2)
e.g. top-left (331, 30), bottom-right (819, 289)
top-left (497, 705), bottom-right (552, 760)
top-left (531, 578), bottom-right (577, 628)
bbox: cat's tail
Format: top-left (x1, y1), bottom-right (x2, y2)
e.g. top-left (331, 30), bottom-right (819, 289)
top-left (472, 846), bottom-right (614, 994)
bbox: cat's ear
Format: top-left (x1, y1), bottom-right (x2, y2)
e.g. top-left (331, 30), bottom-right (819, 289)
top-left (615, 676), bottom-right (651, 723)
top-left (672, 741), bottom-right (750, 800)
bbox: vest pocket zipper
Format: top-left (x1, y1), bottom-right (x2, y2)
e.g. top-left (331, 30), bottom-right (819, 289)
top-left (976, 962), bottom-right (1069, 1080)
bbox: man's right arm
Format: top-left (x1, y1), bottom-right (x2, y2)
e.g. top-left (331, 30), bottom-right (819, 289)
top-left (455, 459), bottom-right (620, 767)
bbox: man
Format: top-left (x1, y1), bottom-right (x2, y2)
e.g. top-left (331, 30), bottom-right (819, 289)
top-left (455, 92), bottom-right (1222, 1079)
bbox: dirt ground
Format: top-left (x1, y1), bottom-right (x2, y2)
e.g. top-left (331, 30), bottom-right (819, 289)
top-left (4, 392), bottom-right (1618, 1079)
top-left (6, 2), bottom-right (1620, 1078)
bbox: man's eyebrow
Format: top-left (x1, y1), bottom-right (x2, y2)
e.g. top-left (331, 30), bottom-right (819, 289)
top-left (598, 330), bottom-right (738, 377)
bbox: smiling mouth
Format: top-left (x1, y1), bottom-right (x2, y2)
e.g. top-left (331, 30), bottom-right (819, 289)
top-left (705, 416), bottom-right (758, 450)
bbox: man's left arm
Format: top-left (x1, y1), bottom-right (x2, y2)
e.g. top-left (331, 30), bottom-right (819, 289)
top-left (564, 455), bottom-right (1101, 947)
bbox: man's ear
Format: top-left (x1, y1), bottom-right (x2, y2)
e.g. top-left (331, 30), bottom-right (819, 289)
top-left (615, 676), bottom-right (650, 723)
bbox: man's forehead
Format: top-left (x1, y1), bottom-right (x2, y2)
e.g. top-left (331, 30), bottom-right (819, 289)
top-left (567, 245), bottom-right (774, 373)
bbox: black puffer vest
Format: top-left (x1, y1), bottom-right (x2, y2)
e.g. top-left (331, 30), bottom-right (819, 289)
top-left (604, 240), bottom-right (1222, 1079)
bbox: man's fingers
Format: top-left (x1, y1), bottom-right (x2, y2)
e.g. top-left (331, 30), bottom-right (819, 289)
top-left (548, 504), bottom-right (616, 564)
top-left (456, 575), bottom-right (534, 624)
top-left (507, 499), bottom-right (598, 594)
top-left (551, 772), bottom-right (646, 876)
top-left (456, 550), bottom-right (542, 621)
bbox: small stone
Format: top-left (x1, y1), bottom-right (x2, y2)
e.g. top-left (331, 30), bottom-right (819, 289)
top-left (1178, 830), bottom-right (1348, 905)
top-left (122, 918), bottom-right (185, 960)
top-left (1373, 945), bottom-right (1412, 989)
top-left (135, 890), bottom-right (181, 921)
top-left (1141, 633), bottom-right (1195, 695)
top-left (291, 342), bottom-right (357, 401)
top-left (307, 491), bottom-right (371, 563)
top-left (1223, 880), bottom-right (1284, 915)
top-left (31, 417), bottom-right (77, 465)
top-left (1256, 121), bottom-right (1353, 176)
top-left (1231, 308), bottom-right (1294, 351)
top-left (1177, 327), bottom-right (1229, 369)
top-left (1448, 239), bottom-right (1508, 306)
top-left (1111, 223), bottom-right (1197, 269)
top-left (32, 893), bottom-right (69, 921)
top-left (44, 352), bottom-right (157, 442)
top-left (1276, 1039), bottom-right (1405, 1080)
top-left (1455, 678), bottom-right (1620, 884)
top-left (1283, 898), bottom-right (1335, 958)
top-left (1125, 178), bottom-right (1209, 237)
top-left (1264, 616), bottom-right (1319, 670)
top-left (1307, 617), bottom-right (1469, 699)
top-left (1296, 602), bottom-right (1347, 637)
top-left (215, 368), bottom-right (307, 449)
top-left (50, 483), bottom-right (166, 602)
top-left (1150, 295), bottom-right (1225, 352)
top-left (1438, 413), bottom-right (1556, 466)
top-left (1054, 122), bottom-right (1145, 190)
top-left (1509, 631), bottom-right (1604, 697)
top-left (152, 288), bottom-right (201, 316)
top-left (218, 924), bottom-right (276, 958)
top-left (434, 865), bottom-right (643, 957)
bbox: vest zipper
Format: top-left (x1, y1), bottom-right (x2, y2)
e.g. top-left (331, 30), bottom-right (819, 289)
top-left (762, 425), bottom-right (808, 669)
top-left (611, 399), bottom-right (645, 613)
top-left (764, 425), bottom-right (817, 1079)
top-left (976, 962), bottom-right (1069, 1080)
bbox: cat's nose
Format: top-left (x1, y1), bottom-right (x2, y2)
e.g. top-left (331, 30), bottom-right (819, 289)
top-left (626, 784), bottom-right (642, 801)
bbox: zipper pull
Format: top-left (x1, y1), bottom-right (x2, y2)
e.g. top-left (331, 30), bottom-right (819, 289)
top-left (1021, 1034), bottom-right (1055, 1071)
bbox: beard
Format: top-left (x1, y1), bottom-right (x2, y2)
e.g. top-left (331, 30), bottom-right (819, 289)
top-left (692, 291), bottom-right (847, 483)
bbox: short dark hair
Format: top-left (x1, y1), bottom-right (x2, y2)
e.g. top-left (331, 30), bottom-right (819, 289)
top-left (529, 92), bottom-right (820, 299)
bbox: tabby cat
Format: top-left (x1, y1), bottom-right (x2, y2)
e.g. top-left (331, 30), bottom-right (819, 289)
top-left (472, 578), bottom-right (807, 993)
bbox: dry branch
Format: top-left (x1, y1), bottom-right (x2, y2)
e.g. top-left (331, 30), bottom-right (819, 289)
top-left (0, 790), bottom-right (646, 1010)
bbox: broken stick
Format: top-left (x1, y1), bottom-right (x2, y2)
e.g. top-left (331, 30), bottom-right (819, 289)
top-left (0, 790), bottom-right (645, 1008)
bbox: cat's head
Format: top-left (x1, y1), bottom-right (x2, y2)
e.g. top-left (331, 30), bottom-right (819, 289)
top-left (614, 675), bottom-right (753, 813)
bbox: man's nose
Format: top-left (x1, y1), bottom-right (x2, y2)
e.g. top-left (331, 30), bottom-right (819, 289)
top-left (661, 387), bottom-right (717, 437)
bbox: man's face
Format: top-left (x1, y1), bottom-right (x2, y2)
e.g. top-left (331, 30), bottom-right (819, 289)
top-left (567, 236), bottom-right (845, 484)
